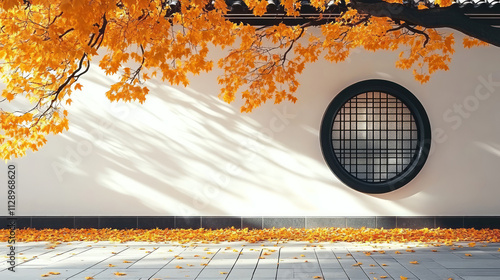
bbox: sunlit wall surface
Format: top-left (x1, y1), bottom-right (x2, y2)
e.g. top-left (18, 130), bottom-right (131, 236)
top-left (2, 32), bottom-right (500, 216)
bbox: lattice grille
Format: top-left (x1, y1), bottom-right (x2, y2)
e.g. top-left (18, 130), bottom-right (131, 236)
top-left (331, 91), bottom-right (418, 183)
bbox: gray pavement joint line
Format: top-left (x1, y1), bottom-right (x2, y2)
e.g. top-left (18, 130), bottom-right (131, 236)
top-left (250, 247), bottom-right (266, 280)
top-left (332, 248), bottom-right (350, 278)
top-left (127, 246), bottom-right (159, 269)
top-left (392, 254), bottom-right (442, 280)
top-left (0, 246), bottom-right (35, 272)
top-left (193, 247), bottom-right (221, 280)
top-left (223, 247), bottom-right (244, 280)
top-left (372, 256), bottom-right (398, 279)
top-left (51, 246), bottom-right (93, 263)
top-left (313, 248), bottom-right (326, 280)
top-left (348, 248), bottom-right (372, 279)
top-left (3, 244), bottom-right (71, 271)
top-left (274, 246), bottom-right (282, 280)
top-left (147, 245), bottom-right (189, 280)
top-left (64, 246), bottom-right (130, 279)
top-left (75, 245), bottom-right (131, 279)
top-left (375, 256), bottom-right (419, 280)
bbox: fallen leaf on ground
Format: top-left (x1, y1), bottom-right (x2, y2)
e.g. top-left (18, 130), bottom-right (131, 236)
top-left (465, 254), bottom-right (472, 257)
top-left (114, 272), bottom-right (126, 276)
top-left (410, 261), bottom-right (419, 264)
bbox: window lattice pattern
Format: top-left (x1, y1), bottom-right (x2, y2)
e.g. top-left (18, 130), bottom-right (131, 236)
top-left (331, 91), bottom-right (418, 183)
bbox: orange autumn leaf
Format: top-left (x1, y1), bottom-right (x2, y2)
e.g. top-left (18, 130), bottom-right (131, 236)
top-left (123, 261), bottom-right (132, 263)
top-left (468, 242), bottom-right (476, 247)
top-left (48, 272), bottom-right (60, 275)
top-left (85, 277), bottom-right (94, 280)
top-left (175, 265), bottom-right (183, 269)
top-left (380, 277), bottom-right (388, 279)
top-left (400, 276), bottom-right (408, 280)
top-left (465, 253), bottom-right (472, 257)
top-left (108, 264), bottom-right (115, 267)
top-left (313, 277), bottom-right (323, 279)
top-left (352, 262), bottom-right (363, 266)
top-left (41, 274), bottom-right (50, 277)
top-left (409, 261), bottom-right (419, 264)
top-left (114, 272), bottom-right (127, 276)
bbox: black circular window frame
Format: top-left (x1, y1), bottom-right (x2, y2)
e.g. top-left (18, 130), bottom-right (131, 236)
top-left (320, 79), bottom-right (431, 194)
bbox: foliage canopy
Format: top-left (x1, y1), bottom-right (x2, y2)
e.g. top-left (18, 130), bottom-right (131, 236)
top-left (0, 0), bottom-right (493, 159)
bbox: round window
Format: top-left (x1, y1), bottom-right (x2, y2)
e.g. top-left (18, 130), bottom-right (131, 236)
top-left (320, 80), bottom-right (431, 193)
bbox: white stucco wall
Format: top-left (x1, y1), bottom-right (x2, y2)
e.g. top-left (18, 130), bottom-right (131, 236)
top-left (2, 32), bottom-right (500, 216)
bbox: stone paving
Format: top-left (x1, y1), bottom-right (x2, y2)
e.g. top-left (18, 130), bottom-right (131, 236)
top-left (1, 241), bottom-right (500, 280)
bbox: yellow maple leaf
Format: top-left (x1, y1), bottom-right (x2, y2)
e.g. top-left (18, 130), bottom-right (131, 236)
top-left (74, 83), bottom-right (83, 91)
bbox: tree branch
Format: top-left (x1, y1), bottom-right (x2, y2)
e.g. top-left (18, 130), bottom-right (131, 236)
top-left (350, 0), bottom-right (500, 47)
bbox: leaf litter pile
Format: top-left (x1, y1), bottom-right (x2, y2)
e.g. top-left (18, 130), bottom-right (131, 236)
top-left (1, 227), bottom-right (499, 243)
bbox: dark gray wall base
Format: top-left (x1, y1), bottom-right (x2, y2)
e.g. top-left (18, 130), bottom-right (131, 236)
top-left (1, 216), bottom-right (500, 230)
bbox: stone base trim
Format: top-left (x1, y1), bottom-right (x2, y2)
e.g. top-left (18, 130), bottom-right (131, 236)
top-left (2, 216), bottom-right (500, 230)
